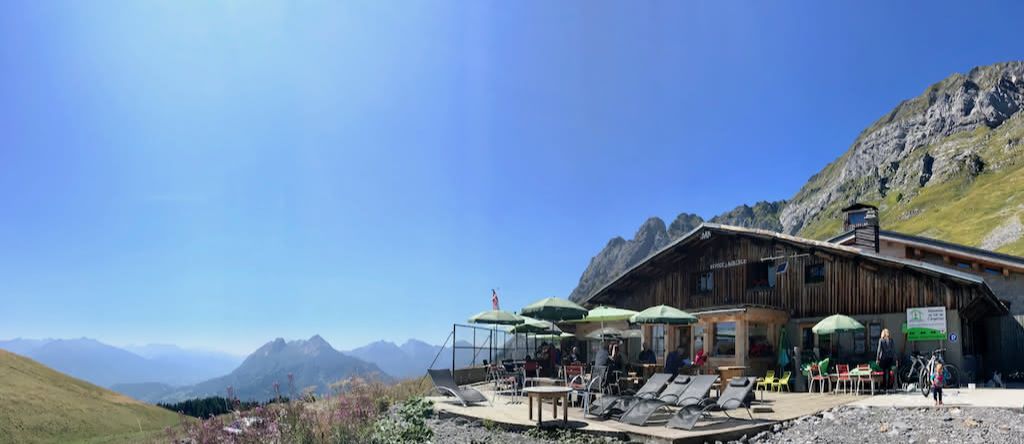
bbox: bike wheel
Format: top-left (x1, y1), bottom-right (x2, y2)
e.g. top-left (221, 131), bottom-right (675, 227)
top-left (943, 365), bottom-right (960, 388)
top-left (919, 372), bottom-right (930, 397)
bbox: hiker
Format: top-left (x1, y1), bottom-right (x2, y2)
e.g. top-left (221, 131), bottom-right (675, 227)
top-left (876, 328), bottom-right (895, 392)
top-left (594, 342), bottom-right (610, 367)
top-left (566, 346), bottom-right (582, 364)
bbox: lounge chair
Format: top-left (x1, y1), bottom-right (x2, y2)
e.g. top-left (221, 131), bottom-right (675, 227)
top-left (586, 372), bottom-right (672, 419)
top-left (668, 376), bottom-right (757, 430)
top-left (617, 374), bottom-right (717, 426)
top-left (427, 369), bottom-right (488, 407)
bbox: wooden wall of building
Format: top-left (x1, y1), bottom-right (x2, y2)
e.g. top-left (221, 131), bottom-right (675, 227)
top-left (613, 235), bottom-right (985, 319)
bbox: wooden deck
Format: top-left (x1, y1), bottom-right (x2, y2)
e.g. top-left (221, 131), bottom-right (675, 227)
top-left (430, 385), bottom-right (858, 444)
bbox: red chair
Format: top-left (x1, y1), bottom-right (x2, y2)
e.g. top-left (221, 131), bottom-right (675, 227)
top-left (563, 364), bottom-right (584, 385)
top-left (810, 364), bottom-right (831, 393)
top-left (835, 364), bottom-right (852, 394)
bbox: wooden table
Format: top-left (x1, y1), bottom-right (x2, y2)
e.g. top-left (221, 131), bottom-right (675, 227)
top-left (524, 377), bottom-right (563, 387)
top-left (523, 386), bottom-right (571, 427)
top-left (715, 366), bottom-right (746, 396)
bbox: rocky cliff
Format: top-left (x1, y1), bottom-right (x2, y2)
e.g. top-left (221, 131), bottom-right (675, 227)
top-left (568, 202), bottom-right (784, 302)
top-left (569, 61), bottom-right (1024, 303)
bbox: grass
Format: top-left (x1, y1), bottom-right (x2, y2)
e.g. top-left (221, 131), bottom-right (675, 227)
top-left (797, 111), bottom-right (1024, 255)
top-left (0, 350), bottom-right (180, 444)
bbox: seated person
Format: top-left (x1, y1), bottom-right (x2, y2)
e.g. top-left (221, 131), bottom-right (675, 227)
top-left (664, 344), bottom-right (686, 376)
top-left (692, 348), bottom-right (707, 370)
top-left (566, 346), bottom-right (582, 364)
top-left (638, 345), bottom-right (656, 364)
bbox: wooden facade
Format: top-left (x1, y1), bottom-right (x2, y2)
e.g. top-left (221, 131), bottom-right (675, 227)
top-left (584, 225), bottom-right (1008, 376)
top-left (587, 226), bottom-right (1003, 323)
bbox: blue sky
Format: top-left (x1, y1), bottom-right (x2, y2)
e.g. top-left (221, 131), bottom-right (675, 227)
top-left (2, 1), bottom-right (1023, 354)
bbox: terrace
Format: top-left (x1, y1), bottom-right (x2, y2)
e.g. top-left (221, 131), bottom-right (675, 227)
top-left (427, 383), bottom-right (857, 444)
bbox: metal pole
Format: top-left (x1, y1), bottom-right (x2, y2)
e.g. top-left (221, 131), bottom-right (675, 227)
top-left (473, 328), bottom-right (477, 366)
top-left (452, 324), bottom-right (456, 373)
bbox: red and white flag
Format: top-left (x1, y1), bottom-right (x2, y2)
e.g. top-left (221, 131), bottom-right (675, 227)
top-left (491, 289), bottom-right (500, 310)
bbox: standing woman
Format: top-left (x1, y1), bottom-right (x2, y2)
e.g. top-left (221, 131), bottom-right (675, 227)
top-left (876, 328), bottom-right (895, 392)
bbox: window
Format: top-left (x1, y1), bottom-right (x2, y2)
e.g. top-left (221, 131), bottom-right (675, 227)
top-left (819, 333), bottom-right (832, 357)
top-left (800, 326), bottom-right (814, 351)
top-left (695, 271), bottom-right (714, 293)
top-left (713, 322), bottom-right (736, 356)
top-left (651, 324), bottom-right (665, 359)
top-left (868, 322), bottom-right (882, 357)
top-left (747, 262), bottom-right (773, 289)
top-left (848, 211), bottom-right (866, 226)
top-left (956, 262), bottom-right (972, 270)
top-left (675, 326), bottom-right (691, 358)
top-left (748, 323), bottom-right (774, 358)
top-left (805, 264), bottom-right (825, 283)
top-left (693, 325), bottom-right (705, 355)
top-left (853, 328), bottom-right (866, 354)
top-left (984, 267), bottom-right (1002, 275)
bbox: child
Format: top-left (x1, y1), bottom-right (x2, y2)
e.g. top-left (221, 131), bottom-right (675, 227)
top-left (931, 363), bottom-right (944, 406)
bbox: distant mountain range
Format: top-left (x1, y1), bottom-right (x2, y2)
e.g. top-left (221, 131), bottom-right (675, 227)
top-left (1, 335), bottom-right (476, 404)
top-left (0, 338), bottom-right (243, 387)
top-left (345, 339), bottom-right (478, 379)
top-left (123, 335), bottom-right (388, 403)
top-left (570, 61), bottom-right (1024, 303)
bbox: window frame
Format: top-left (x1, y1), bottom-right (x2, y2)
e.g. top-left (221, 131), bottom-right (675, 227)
top-left (804, 263), bottom-right (826, 284)
top-left (712, 321), bottom-right (737, 357)
top-left (694, 271), bottom-right (714, 294)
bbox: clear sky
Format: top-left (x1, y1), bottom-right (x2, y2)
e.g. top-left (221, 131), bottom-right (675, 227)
top-left (2, 1), bottom-right (1023, 355)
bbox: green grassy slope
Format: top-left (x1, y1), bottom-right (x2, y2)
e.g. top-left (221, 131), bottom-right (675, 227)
top-left (798, 111), bottom-right (1024, 256)
top-left (0, 350), bottom-right (179, 444)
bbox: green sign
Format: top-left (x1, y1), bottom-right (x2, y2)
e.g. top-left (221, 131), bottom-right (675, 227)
top-left (901, 325), bottom-right (946, 341)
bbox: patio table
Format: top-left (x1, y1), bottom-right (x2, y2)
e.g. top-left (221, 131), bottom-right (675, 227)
top-left (523, 386), bottom-right (570, 427)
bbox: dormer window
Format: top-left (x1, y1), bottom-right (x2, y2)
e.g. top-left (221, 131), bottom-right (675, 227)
top-left (847, 210), bottom-right (867, 226)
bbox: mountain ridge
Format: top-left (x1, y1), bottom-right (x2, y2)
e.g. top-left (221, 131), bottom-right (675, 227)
top-left (570, 61), bottom-right (1024, 303)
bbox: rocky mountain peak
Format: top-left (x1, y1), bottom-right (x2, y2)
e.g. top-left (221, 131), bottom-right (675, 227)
top-left (781, 61), bottom-right (1024, 238)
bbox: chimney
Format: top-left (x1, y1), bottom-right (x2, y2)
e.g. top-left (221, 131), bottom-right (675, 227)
top-left (841, 203), bottom-right (879, 253)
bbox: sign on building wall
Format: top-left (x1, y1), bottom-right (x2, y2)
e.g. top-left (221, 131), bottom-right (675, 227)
top-left (904, 306), bottom-right (947, 342)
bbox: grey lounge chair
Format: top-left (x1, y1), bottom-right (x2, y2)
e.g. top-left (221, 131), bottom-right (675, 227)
top-left (586, 373), bottom-right (673, 419)
top-left (618, 374), bottom-right (716, 425)
top-left (668, 376), bottom-right (757, 430)
top-left (428, 369), bottom-right (488, 407)
top-left (570, 365), bottom-right (607, 416)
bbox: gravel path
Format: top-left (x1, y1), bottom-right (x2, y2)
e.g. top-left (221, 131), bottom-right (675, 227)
top-left (741, 405), bottom-right (1024, 444)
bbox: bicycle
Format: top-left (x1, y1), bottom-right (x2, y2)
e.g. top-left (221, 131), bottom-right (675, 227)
top-left (918, 348), bottom-right (960, 397)
top-left (898, 350), bottom-right (928, 390)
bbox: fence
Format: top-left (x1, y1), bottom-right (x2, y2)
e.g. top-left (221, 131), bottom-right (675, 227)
top-left (426, 323), bottom-right (555, 372)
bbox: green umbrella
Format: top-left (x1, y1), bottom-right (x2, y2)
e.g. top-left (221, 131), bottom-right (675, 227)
top-left (777, 325), bottom-right (790, 369)
top-left (579, 306), bottom-right (639, 323)
top-left (585, 327), bottom-right (642, 340)
top-left (521, 297), bottom-right (588, 322)
top-left (629, 305), bottom-right (697, 325)
top-left (468, 310), bottom-right (525, 326)
top-left (510, 316), bottom-right (563, 334)
top-left (534, 332), bottom-right (574, 341)
top-left (812, 314), bottom-right (865, 334)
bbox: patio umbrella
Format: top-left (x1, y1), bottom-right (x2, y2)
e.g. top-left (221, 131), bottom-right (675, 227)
top-left (581, 306), bottom-right (639, 323)
top-left (510, 316), bottom-right (563, 334)
top-left (585, 327), bottom-right (642, 340)
top-left (469, 310), bottom-right (525, 363)
top-left (777, 325), bottom-right (790, 370)
top-left (630, 305), bottom-right (697, 361)
top-left (812, 314), bottom-right (864, 363)
top-left (521, 297), bottom-right (587, 322)
top-left (629, 305), bottom-right (697, 325)
top-left (468, 310), bottom-right (525, 325)
top-left (812, 314), bottom-right (864, 334)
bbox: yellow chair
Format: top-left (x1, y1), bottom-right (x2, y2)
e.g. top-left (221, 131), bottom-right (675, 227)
top-left (756, 370), bottom-right (776, 392)
top-left (771, 371), bottom-right (792, 392)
